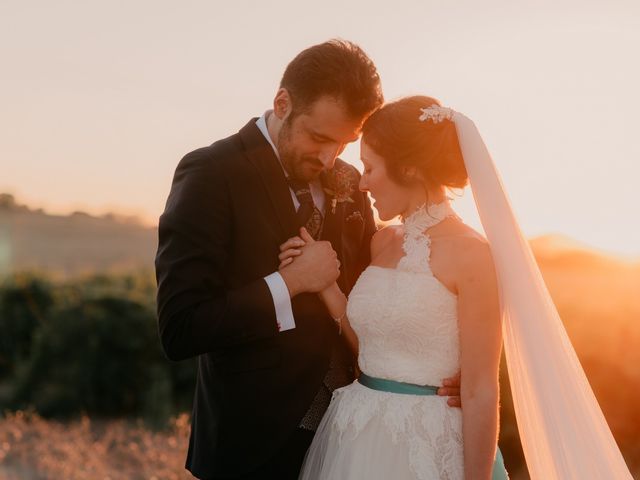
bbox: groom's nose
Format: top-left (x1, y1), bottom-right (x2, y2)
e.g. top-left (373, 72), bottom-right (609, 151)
top-left (318, 143), bottom-right (346, 170)
top-left (318, 151), bottom-right (337, 170)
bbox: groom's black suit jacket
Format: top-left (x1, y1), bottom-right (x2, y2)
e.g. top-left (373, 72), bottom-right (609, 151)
top-left (155, 119), bottom-right (376, 479)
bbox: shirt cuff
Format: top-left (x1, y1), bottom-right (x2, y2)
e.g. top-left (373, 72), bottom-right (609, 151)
top-left (263, 272), bottom-right (296, 332)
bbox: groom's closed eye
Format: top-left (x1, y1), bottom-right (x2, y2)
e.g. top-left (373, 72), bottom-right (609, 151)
top-left (310, 131), bottom-right (335, 144)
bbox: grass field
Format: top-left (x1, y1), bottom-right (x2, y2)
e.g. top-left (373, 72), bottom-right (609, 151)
top-left (0, 411), bottom-right (192, 480)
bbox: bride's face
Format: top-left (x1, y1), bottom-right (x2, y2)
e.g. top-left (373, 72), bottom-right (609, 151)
top-left (359, 141), bottom-right (414, 221)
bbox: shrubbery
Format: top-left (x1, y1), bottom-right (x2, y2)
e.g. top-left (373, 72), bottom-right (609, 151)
top-left (0, 276), bottom-right (54, 378)
top-left (0, 272), bottom-right (195, 427)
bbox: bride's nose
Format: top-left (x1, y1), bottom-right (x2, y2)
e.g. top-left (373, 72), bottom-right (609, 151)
top-left (358, 175), bottom-right (369, 192)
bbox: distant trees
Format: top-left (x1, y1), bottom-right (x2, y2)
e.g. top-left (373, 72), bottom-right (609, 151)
top-left (0, 193), bottom-right (30, 212)
top-left (0, 193), bottom-right (15, 208)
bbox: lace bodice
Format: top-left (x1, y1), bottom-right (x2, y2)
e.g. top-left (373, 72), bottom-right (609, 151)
top-left (347, 201), bottom-right (460, 386)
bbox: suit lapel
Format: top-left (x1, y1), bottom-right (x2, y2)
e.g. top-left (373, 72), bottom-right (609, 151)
top-left (239, 119), bottom-right (298, 238)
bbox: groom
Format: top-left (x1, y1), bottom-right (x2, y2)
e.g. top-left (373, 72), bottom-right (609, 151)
top-left (155, 39), bottom-right (460, 480)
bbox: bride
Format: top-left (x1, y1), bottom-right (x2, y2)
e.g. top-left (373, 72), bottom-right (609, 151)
top-left (280, 96), bottom-right (633, 479)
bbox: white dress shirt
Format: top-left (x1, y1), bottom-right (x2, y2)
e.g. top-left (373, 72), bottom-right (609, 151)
top-left (256, 111), bottom-right (326, 332)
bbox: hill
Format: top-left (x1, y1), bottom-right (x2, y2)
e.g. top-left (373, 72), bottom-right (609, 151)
top-left (0, 194), bottom-right (157, 278)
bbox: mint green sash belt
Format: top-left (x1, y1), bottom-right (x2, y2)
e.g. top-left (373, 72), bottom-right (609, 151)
top-left (357, 373), bottom-right (510, 480)
top-left (358, 372), bottom-right (440, 395)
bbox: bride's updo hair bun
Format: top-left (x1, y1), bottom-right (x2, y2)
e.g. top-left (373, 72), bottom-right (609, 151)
top-left (362, 96), bottom-right (468, 190)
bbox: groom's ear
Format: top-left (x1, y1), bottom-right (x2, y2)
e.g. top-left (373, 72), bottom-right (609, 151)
top-left (273, 88), bottom-right (293, 120)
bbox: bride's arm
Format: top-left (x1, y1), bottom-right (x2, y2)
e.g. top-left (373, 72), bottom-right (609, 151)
top-left (278, 229), bottom-right (359, 356)
top-left (317, 282), bottom-right (358, 355)
top-left (456, 238), bottom-right (502, 480)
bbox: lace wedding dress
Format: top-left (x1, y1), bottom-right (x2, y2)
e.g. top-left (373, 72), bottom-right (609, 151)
top-left (299, 201), bottom-right (507, 480)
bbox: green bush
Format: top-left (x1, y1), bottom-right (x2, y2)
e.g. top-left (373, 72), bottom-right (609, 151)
top-left (11, 296), bottom-right (158, 416)
top-left (0, 273), bottom-right (195, 425)
top-left (0, 275), bottom-right (54, 378)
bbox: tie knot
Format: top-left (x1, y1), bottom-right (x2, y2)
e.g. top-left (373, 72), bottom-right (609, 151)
top-left (287, 178), bottom-right (313, 204)
top-left (286, 177), bottom-right (323, 239)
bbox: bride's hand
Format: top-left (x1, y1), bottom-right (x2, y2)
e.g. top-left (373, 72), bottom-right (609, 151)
top-left (278, 235), bottom-right (306, 270)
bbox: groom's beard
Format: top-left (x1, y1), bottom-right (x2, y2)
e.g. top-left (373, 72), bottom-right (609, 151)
top-left (278, 123), bottom-right (325, 182)
top-left (282, 151), bottom-right (324, 182)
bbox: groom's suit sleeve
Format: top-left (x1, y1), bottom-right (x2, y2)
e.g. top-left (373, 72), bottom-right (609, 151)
top-left (155, 148), bottom-right (279, 362)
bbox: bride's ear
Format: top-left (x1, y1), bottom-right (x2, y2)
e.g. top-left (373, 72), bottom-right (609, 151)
top-left (401, 165), bottom-right (422, 183)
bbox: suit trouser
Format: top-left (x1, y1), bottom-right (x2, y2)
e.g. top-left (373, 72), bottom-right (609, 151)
top-left (209, 427), bottom-right (315, 480)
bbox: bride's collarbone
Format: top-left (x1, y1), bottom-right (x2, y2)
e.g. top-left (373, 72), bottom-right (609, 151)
top-left (370, 225), bottom-right (405, 268)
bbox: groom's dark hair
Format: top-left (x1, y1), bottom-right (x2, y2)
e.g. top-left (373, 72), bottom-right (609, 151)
top-left (280, 39), bottom-right (383, 119)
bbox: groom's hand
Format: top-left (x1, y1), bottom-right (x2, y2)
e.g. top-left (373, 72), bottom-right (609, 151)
top-left (438, 371), bottom-right (462, 408)
top-left (280, 227), bottom-right (340, 297)
top-left (278, 235), bottom-right (306, 269)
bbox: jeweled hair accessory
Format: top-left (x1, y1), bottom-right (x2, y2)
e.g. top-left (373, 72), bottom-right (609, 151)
top-left (418, 105), bottom-right (455, 123)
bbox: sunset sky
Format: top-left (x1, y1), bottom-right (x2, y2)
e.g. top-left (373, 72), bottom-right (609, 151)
top-left (1, 0), bottom-right (639, 256)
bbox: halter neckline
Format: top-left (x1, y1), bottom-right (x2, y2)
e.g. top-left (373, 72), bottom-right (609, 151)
top-left (401, 200), bottom-right (457, 235)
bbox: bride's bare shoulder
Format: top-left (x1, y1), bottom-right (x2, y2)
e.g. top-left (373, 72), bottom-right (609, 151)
top-left (429, 217), bottom-right (480, 241)
top-left (431, 219), bottom-right (493, 267)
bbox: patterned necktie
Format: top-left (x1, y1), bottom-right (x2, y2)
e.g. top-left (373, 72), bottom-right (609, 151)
top-left (287, 178), bottom-right (323, 240)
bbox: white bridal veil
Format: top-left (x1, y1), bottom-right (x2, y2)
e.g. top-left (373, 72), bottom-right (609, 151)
top-left (419, 107), bottom-right (633, 479)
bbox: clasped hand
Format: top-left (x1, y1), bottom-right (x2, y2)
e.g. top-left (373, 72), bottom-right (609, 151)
top-left (277, 227), bottom-right (341, 297)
